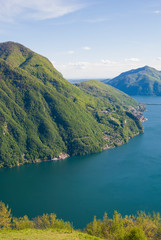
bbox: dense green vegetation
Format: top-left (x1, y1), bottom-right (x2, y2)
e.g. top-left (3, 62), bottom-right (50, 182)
top-left (76, 80), bottom-right (141, 108)
top-left (104, 66), bottom-right (161, 95)
top-left (85, 211), bottom-right (161, 240)
top-left (1, 202), bottom-right (161, 240)
top-left (77, 80), bottom-right (144, 149)
top-left (0, 41), bottom-right (144, 168)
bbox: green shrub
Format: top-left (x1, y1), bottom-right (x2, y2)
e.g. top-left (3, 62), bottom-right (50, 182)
top-left (124, 227), bottom-right (147, 240)
top-left (12, 216), bottom-right (33, 230)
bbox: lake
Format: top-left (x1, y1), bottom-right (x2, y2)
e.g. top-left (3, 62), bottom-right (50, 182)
top-left (1, 96), bottom-right (161, 229)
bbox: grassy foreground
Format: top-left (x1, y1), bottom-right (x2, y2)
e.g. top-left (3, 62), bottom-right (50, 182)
top-left (0, 229), bottom-right (103, 240)
top-left (1, 201), bottom-right (161, 239)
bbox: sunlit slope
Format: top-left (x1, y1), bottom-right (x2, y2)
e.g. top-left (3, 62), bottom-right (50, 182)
top-left (0, 42), bottom-right (143, 168)
top-left (77, 80), bottom-right (144, 148)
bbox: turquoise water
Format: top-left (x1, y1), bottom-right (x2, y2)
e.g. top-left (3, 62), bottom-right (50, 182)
top-left (0, 96), bottom-right (161, 228)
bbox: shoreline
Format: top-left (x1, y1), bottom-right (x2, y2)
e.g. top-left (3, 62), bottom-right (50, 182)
top-left (1, 106), bottom-right (147, 169)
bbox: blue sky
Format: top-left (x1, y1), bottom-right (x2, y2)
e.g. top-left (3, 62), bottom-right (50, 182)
top-left (0, 0), bottom-right (161, 78)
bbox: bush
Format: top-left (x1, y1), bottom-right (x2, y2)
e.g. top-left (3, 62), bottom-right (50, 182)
top-left (12, 215), bottom-right (33, 230)
top-left (124, 227), bottom-right (147, 240)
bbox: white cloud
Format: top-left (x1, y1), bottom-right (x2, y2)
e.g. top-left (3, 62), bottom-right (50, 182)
top-left (153, 10), bottom-right (161, 14)
top-left (53, 58), bottom-right (147, 79)
top-left (101, 59), bottom-right (117, 65)
top-left (68, 61), bottom-right (90, 69)
top-left (52, 57), bottom-right (161, 79)
top-left (125, 58), bottom-right (140, 62)
top-left (67, 50), bottom-right (75, 55)
top-left (53, 60), bottom-right (125, 78)
top-left (82, 46), bottom-right (91, 51)
top-left (0, 0), bottom-right (85, 22)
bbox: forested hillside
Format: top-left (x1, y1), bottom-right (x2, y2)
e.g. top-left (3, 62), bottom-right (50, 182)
top-left (105, 66), bottom-right (161, 95)
top-left (0, 42), bottom-right (144, 168)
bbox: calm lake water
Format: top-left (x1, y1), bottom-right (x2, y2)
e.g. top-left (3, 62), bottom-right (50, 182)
top-left (1, 96), bottom-right (161, 228)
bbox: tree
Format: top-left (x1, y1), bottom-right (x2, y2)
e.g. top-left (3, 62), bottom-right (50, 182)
top-left (108, 211), bottom-right (125, 240)
top-left (0, 202), bottom-right (12, 229)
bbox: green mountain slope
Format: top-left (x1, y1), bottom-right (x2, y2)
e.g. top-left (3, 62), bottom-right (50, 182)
top-left (0, 42), bottom-right (144, 168)
top-left (105, 66), bottom-right (161, 95)
top-left (76, 80), bottom-right (144, 149)
top-left (76, 80), bottom-right (140, 108)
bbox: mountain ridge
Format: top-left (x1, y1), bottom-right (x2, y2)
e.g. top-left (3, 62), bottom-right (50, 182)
top-left (0, 41), bottom-right (144, 168)
top-left (104, 65), bottom-right (161, 95)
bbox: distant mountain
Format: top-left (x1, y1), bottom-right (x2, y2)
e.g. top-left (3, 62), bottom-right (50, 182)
top-left (100, 79), bottom-right (111, 83)
top-left (105, 66), bottom-right (161, 95)
top-left (0, 42), bottom-right (144, 168)
top-left (68, 79), bottom-right (106, 84)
